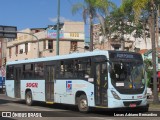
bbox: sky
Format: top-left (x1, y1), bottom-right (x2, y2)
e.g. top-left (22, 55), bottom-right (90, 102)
top-left (0, 0), bottom-right (121, 31)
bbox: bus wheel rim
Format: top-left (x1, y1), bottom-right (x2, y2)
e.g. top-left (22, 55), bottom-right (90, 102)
top-left (80, 99), bottom-right (87, 109)
top-left (27, 94), bottom-right (31, 103)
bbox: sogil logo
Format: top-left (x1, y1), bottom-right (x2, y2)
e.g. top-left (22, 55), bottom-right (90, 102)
top-left (26, 83), bottom-right (38, 88)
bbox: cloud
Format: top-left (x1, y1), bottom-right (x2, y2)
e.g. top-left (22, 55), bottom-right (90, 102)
top-left (49, 16), bottom-right (72, 23)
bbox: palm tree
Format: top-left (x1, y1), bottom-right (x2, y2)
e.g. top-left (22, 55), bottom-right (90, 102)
top-left (72, 0), bottom-right (98, 51)
top-left (72, 0), bottom-right (115, 51)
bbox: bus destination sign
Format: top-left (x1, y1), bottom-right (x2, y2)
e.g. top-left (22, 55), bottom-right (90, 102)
top-left (109, 52), bottom-right (142, 60)
top-left (116, 53), bottom-right (134, 59)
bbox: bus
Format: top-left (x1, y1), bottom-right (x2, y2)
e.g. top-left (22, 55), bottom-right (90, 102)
top-left (5, 50), bottom-right (148, 112)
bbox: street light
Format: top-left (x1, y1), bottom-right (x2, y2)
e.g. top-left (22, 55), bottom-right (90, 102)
top-left (56, 0), bottom-right (60, 55)
top-left (1, 31), bottom-right (40, 58)
top-left (11, 31), bottom-right (40, 58)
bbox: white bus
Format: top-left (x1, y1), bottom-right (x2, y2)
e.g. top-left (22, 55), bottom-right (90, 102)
top-left (5, 50), bottom-right (148, 112)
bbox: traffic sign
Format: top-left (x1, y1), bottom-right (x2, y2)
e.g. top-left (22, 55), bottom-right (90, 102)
top-left (0, 25), bottom-right (17, 38)
top-left (1, 66), bottom-right (6, 77)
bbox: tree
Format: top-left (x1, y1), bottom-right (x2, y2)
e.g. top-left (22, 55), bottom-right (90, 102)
top-left (108, 0), bottom-right (146, 50)
top-left (132, 0), bottom-right (159, 103)
top-left (144, 59), bottom-right (153, 87)
top-left (72, 0), bottom-right (115, 51)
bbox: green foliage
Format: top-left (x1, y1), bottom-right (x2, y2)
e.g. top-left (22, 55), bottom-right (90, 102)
top-left (95, 0), bottom-right (117, 16)
top-left (132, 0), bottom-right (149, 23)
top-left (120, 0), bottom-right (133, 13)
top-left (72, 0), bottom-right (97, 24)
top-left (109, 1), bottom-right (137, 39)
top-left (144, 59), bottom-right (153, 87)
top-left (72, 0), bottom-right (116, 39)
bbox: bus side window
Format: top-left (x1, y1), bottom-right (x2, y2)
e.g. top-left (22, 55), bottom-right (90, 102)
top-left (56, 58), bottom-right (91, 79)
top-left (35, 63), bottom-right (44, 79)
top-left (56, 60), bottom-right (74, 79)
top-left (7, 66), bottom-right (14, 79)
top-left (23, 64), bottom-right (34, 79)
top-left (102, 64), bottom-right (108, 81)
top-left (64, 60), bottom-right (74, 78)
top-left (74, 58), bottom-right (91, 78)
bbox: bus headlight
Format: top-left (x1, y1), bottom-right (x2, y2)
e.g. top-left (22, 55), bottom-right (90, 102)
top-left (111, 90), bottom-right (121, 100)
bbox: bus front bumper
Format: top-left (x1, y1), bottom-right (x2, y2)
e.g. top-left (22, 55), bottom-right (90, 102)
top-left (108, 97), bottom-right (147, 109)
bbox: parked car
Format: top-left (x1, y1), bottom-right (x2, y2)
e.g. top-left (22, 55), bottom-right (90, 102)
top-left (147, 87), bottom-right (152, 99)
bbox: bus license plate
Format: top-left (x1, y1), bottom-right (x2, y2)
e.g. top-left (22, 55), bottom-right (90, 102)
top-left (129, 104), bottom-right (136, 108)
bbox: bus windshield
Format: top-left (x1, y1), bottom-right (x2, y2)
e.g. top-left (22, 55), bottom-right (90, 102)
top-left (110, 60), bottom-right (145, 90)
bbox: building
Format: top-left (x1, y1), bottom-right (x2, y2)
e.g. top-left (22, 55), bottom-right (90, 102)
top-left (6, 21), bottom-right (85, 62)
top-left (0, 38), bottom-right (7, 67)
top-left (139, 49), bottom-right (160, 92)
top-left (92, 23), bottom-right (158, 51)
top-left (0, 38), bottom-right (6, 91)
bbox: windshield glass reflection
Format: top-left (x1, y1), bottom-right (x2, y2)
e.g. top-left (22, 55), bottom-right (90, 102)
top-left (110, 60), bottom-right (145, 89)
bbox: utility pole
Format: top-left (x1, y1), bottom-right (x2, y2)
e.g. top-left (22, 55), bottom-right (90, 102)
top-left (156, 5), bottom-right (159, 48)
top-left (89, 15), bottom-right (93, 51)
top-left (151, 0), bottom-right (159, 104)
top-left (56, 0), bottom-right (60, 55)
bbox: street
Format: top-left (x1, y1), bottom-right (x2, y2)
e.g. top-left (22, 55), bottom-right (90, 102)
top-left (0, 94), bottom-right (160, 120)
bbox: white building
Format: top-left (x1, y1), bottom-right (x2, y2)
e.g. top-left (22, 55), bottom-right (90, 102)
top-left (6, 22), bottom-right (85, 62)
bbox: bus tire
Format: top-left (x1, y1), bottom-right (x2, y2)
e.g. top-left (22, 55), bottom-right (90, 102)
top-left (78, 94), bottom-right (89, 113)
top-left (25, 91), bottom-right (33, 106)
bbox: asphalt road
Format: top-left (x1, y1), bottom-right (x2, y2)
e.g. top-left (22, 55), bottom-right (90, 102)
top-left (0, 94), bottom-right (160, 120)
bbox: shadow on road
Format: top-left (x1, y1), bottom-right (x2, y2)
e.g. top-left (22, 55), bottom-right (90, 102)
top-left (0, 99), bottom-right (12, 105)
top-left (11, 100), bottom-right (150, 117)
top-left (0, 117), bottom-right (16, 120)
top-left (1, 94), bottom-right (150, 117)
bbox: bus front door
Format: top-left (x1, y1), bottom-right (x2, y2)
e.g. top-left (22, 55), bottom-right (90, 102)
top-left (15, 67), bottom-right (21, 98)
top-left (95, 63), bottom-right (108, 106)
top-left (45, 66), bottom-right (55, 102)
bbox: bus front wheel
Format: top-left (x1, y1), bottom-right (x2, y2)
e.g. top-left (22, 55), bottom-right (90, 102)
top-left (25, 91), bottom-right (33, 106)
top-left (78, 95), bottom-right (89, 112)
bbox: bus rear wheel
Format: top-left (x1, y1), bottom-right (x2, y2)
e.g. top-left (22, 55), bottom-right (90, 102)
top-left (25, 91), bottom-right (33, 106)
top-left (78, 95), bottom-right (89, 113)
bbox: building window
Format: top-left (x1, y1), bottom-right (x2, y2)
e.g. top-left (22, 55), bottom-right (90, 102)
top-left (35, 30), bottom-right (40, 33)
top-left (48, 40), bottom-right (53, 49)
top-left (15, 45), bottom-right (18, 55)
top-left (25, 43), bottom-right (28, 54)
top-left (70, 41), bottom-right (77, 51)
top-left (9, 48), bottom-right (12, 58)
top-left (19, 49), bottom-right (23, 54)
top-left (43, 40), bottom-right (46, 50)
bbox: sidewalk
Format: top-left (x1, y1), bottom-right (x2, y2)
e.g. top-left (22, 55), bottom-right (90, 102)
top-left (147, 98), bottom-right (160, 111)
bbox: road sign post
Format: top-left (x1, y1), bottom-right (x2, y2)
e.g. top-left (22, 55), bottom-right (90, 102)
top-left (0, 25), bottom-right (17, 93)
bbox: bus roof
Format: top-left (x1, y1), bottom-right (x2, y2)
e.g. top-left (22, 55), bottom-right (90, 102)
top-left (6, 50), bottom-right (109, 65)
top-left (6, 50), bottom-right (141, 65)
